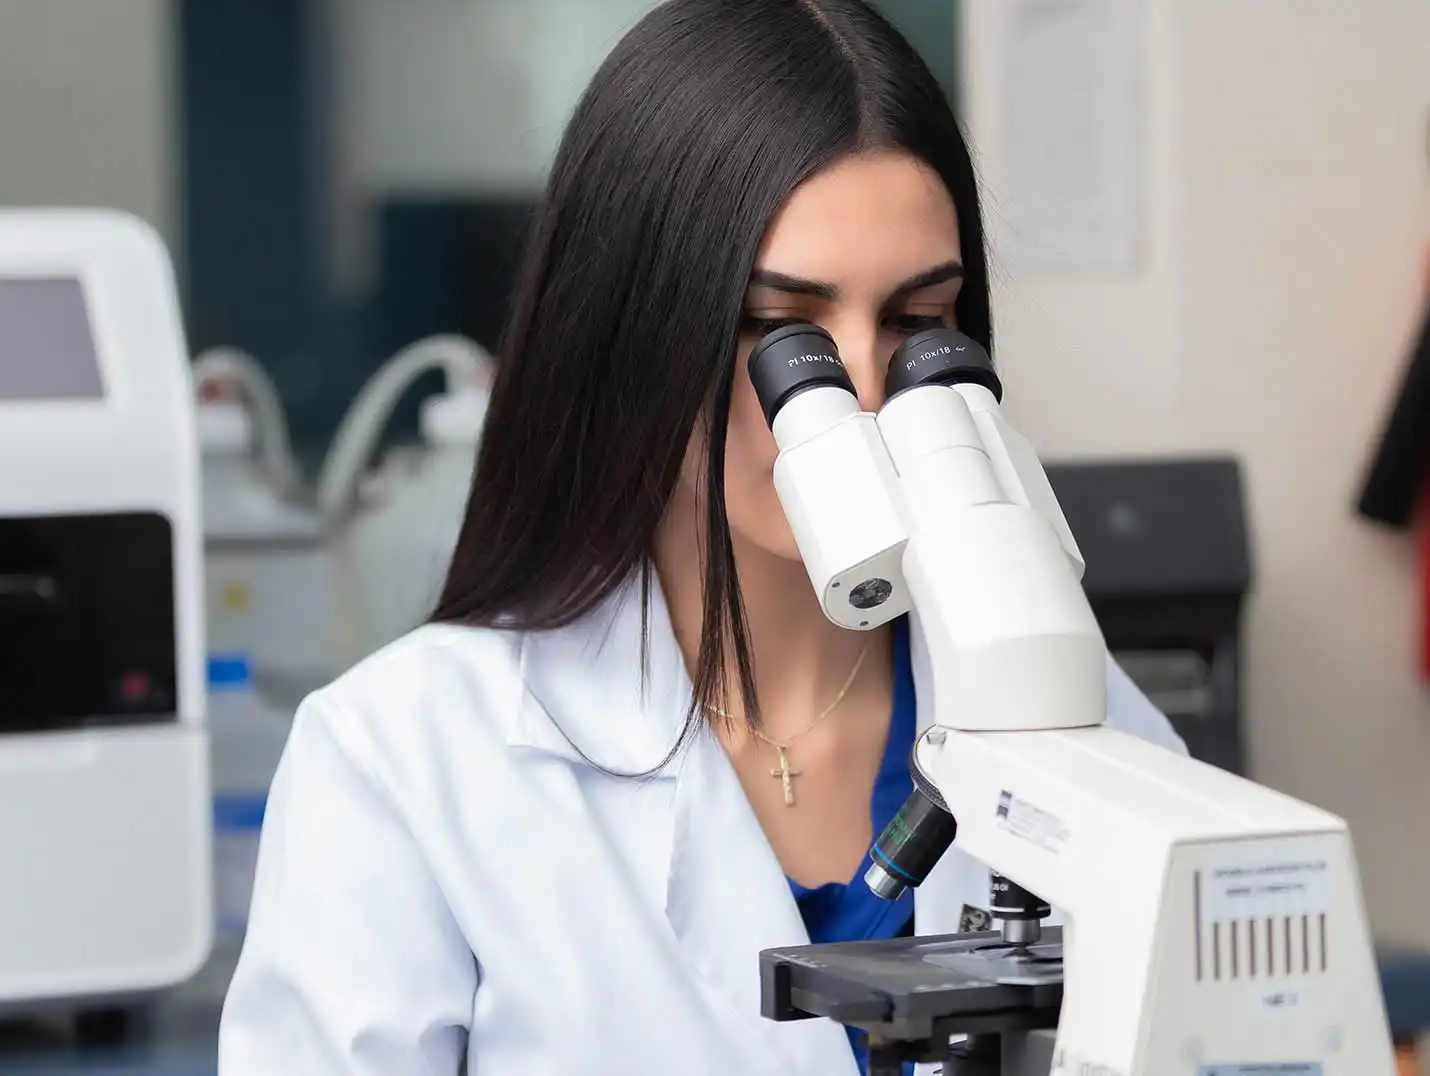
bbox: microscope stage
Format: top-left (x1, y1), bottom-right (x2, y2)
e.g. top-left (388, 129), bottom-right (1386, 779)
top-left (760, 927), bottom-right (1064, 1044)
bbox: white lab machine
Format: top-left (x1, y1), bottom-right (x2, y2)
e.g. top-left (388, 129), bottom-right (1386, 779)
top-left (0, 210), bottom-right (212, 1019)
top-left (194, 354), bottom-right (342, 708)
top-left (191, 334), bottom-right (493, 694)
top-left (193, 345), bottom-right (303, 501)
top-left (317, 334), bottom-right (493, 662)
top-left (752, 324), bottom-right (1395, 1075)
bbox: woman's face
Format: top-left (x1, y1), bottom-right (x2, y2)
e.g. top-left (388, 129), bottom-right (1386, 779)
top-left (722, 148), bottom-right (966, 562)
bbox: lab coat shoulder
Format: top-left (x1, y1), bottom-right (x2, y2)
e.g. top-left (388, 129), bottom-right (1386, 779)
top-left (218, 623), bottom-right (522, 1075)
top-left (1104, 651), bottom-right (1188, 754)
top-left (295, 621), bottom-right (525, 789)
top-left (220, 600), bottom-right (700, 1076)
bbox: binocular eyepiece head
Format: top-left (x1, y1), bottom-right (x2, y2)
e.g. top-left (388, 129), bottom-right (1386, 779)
top-left (747, 322), bottom-right (1001, 430)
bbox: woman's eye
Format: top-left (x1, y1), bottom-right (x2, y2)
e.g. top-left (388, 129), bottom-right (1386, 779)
top-left (884, 313), bottom-right (950, 334)
top-left (740, 315), bottom-right (806, 337)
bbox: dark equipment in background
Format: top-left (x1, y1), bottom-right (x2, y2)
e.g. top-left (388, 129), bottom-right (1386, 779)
top-left (1044, 456), bottom-right (1253, 776)
top-left (1357, 300), bottom-right (1430, 527)
top-left (371, 197), bottom-right (539, 362)
top-left (359, 197), bottom-right (539, 447)
top-left (1351, 270), bottom-right (1430, 682)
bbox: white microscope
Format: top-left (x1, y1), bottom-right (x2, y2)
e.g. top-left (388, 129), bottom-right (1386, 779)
top-left (750, 324), bottom-right (1395, 1075)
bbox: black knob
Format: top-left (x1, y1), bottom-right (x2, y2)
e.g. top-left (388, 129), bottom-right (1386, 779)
top-left (884, 328), bottom-right (1002, 402)
top-left (748, 322), bottom-right (856, 429)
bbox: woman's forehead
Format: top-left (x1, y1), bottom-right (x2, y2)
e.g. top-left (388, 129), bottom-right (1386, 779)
top-left (752, 149), bottom-right (963, 295)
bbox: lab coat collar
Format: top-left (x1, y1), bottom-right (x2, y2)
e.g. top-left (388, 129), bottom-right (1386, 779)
top-left (507, 567), bottom-right (692, 777)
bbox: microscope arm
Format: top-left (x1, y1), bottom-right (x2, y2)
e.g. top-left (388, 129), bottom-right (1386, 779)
top-left (915, 716), bottom-right (1392, 1074)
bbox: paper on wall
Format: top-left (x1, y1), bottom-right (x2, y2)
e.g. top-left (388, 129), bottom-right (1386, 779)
top-left (1001, 0), bottom-right (1147, 272)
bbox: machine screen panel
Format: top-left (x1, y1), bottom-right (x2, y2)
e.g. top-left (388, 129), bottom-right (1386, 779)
top-left (0, 277), bottom-right (104, 400)
top-left (0, 512), bottom-right (177, 732)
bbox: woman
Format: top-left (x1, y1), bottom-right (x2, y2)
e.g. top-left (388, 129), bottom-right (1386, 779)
top-left (218, 1), bottom-right (1185, 1073)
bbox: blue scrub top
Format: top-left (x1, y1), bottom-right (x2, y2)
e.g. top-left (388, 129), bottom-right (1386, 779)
top-left (788, 615), bottom-right (917, 1074)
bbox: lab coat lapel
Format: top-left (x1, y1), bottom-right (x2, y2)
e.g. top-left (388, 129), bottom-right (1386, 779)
top-left (507, 570), bottom-right (856, 1075)
top-left (504, 572), bottom-right (687, 937)
top-left (665, 725), bottom-right (858, 1075)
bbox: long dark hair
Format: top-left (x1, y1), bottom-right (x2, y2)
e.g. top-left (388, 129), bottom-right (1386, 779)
top-left (432, 0), bottom-right (991, 754)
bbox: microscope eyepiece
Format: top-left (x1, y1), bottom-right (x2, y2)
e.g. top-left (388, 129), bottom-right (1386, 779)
top-left (884, 327), bottom-right (1002, 402)
top-left (747, 322), bottom-right (856, 429)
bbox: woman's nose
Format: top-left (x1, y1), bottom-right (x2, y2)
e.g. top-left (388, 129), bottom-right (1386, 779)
top-left (830, 326), bottom-right (887, 412)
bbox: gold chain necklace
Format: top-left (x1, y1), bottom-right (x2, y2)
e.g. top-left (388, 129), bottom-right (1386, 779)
top-left (710, 639), bottom-right (872, 807)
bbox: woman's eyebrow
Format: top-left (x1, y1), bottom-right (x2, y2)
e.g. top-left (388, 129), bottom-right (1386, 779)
top-left (747, 268), bottom-right (838, 300)
top-left (746, 259), bottom-right (965, 303)
top-left (886, 260), bottom-right (965, 299)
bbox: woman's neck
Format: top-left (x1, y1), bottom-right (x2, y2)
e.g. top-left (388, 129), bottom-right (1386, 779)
top-left (653, 496), bottom-right (887, 744)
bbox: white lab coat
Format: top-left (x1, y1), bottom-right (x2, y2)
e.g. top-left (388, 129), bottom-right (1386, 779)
top-left (218, 570), bottom-right (1186, 1076)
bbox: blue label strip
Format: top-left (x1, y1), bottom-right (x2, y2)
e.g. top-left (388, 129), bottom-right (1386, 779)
top-left (207, 652), bottom-right (253, 690)
top-left (213, 793), bottom-right (266, 831)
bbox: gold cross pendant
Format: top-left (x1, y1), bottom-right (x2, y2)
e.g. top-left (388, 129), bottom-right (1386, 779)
top-left (770, 745), bottom-right (802, 807)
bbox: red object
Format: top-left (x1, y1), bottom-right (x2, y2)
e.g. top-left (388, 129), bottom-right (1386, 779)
top-left (119, 670), bottom-right (151, 704)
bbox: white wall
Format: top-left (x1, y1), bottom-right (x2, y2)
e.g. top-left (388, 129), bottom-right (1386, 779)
top-left (963, 0), bottom-right (1430, 946)
top-left (0, 0), bottom-right (176, 244)
top-left (322, 0), bottom-right (660, 294)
